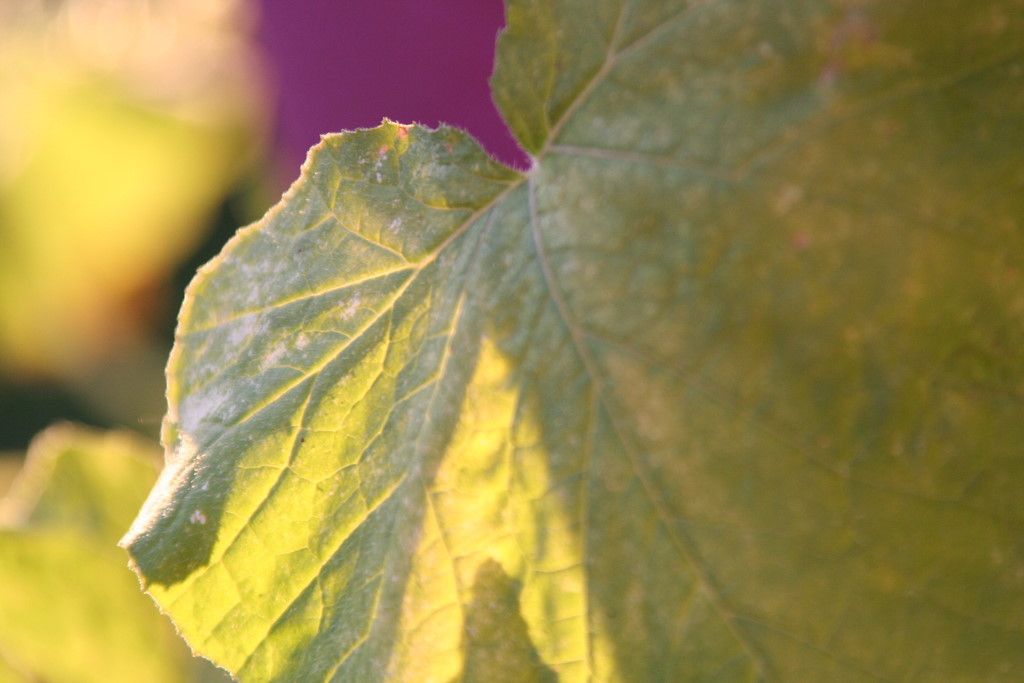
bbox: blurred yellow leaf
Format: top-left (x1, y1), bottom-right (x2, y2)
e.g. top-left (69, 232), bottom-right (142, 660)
top-left (0, 423), bottom-right (228, 682)
top-left (0, 0), bottom-right (264, 379)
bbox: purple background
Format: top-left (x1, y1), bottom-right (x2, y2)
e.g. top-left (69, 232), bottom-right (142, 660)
top-left (255, 0), bottom-right (529, 179)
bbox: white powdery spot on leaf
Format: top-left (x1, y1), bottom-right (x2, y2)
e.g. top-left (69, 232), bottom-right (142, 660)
top-left (339, 296), bottom-right (362, 321)
top-left (179, 382), bottom-right (231, 435)
top-left (262, 344), bottom-right (287, 369)
top-left (225, 315), bottom-right (260, 350)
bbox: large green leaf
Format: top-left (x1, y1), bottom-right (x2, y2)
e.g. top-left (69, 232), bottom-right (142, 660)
top-left (124, 0), bottom-right (1024, 680)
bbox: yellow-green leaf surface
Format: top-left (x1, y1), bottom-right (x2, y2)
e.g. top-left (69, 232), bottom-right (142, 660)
top-left (0, 424), bottom-right (222, 682)
top-left (124, 1), bottom-right (1024, 680)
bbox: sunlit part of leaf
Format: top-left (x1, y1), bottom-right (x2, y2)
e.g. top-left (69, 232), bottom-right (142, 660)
top-left (127, 0), bottom-right (1024, 680)
top-left (0, 424), bottom-right (226, 682)
top-left (123, 122), bottom-right (522, 680)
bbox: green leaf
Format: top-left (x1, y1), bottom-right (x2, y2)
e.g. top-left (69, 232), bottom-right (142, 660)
top-left (125, 1), bottom-right (1024, 680)
top-left (0, 424), bottom-right (224, 682)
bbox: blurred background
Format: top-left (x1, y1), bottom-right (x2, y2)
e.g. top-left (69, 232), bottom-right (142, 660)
top-left (0, 0), bottom-right (526, 460)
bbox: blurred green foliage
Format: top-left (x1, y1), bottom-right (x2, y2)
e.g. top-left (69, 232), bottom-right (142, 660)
top-left (0, 424), bottom-right (230, 681)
